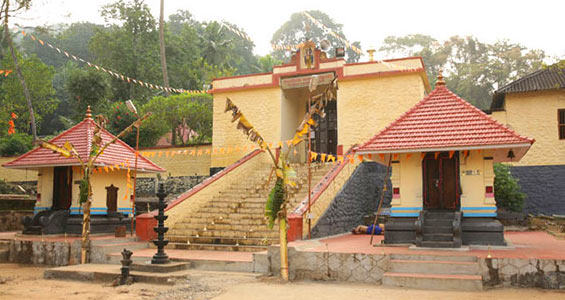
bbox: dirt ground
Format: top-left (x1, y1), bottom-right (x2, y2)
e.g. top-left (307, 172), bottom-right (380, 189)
top-left (1, 264), bottom-right (564, 300)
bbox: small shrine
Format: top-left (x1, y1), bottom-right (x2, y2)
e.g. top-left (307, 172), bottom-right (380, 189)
top-left (3, 108), bottom-right (164, 235)
top-left (357, 72), bottom-right (535, 247)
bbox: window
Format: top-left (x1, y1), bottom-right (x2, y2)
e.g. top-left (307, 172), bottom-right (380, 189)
top-left (557, 109), bottom-right (565, 140)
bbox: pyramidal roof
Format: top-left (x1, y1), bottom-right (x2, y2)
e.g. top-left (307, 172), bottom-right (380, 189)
top-left (3, 109), bottom-right (164, 172)
top-left (357, 74), bottom-right (534, 154)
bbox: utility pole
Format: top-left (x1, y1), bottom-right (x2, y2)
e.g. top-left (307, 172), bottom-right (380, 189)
top-left (158, 0), bottom-right (170, 96)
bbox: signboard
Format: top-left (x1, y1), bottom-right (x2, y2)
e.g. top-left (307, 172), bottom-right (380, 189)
top-left (281, 72), bottom-right (335, 90)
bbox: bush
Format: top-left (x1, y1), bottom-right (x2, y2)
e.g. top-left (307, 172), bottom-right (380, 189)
top-left (494, 163), bottom-right (525, 212)
top-left (0, 132), bottom-right (33, 156)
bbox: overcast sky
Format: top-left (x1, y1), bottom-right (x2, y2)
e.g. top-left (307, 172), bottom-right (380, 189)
top-left (14, 0), bottom-right (565, 60)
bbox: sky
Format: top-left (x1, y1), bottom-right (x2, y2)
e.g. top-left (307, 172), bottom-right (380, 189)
top-left (14, 0), bottom-right (565, 61)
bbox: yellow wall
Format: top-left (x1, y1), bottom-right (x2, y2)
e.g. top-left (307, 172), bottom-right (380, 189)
top-left (212, 88), bottom-right (282, 167)
top-left (338, 74), bottom-right (427, 151)
top-left (138, 145), bottom-right (211, 177)
top-left (390, 151), bottom-right (496, 216)
top-left (34, 166), bottom-right (133, 215)
top-left (491, 90), bottom-right (565, 166)
top-left (0, 157), bottom-right (37, 182)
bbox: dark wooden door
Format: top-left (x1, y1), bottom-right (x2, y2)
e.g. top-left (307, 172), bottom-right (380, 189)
top-left (106, 185), bottom-right (119, 213)
top-left (423, 152), bottom-right (459, 210)
top-left (53, 166), bottom-right (72, 210)
top-left (312, 101), bottom-right (337, 156)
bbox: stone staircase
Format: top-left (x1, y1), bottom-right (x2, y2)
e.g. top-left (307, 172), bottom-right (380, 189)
top-left (166, 162), bottom-right (334, 251)
top-left (416, 210), bottom-right (462, 248)
top-left (383, 253), bottom-right (482, 291)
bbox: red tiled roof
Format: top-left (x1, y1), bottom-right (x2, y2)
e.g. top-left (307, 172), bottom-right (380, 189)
top-left (3, 117), bottom-right (164, 172)
top-left (357, 84), bottom-right (534, 153)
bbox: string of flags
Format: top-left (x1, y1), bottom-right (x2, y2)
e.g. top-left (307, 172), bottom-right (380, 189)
top-left (18, 29), bottom-right (207, 95)
top-left (220, 22), bottom-right (253, 42)
top-left (302, 11), bottom-right (362, 55)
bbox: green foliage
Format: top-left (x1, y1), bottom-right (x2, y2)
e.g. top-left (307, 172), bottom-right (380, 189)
top-left (106, 101), bottom-right (164, 147)
top-left (0, 132), bottom-right (33, 156)
top-left (64, 64), bottom-right (113, 121)
top-left (0, 179), bottom-right (26, 194)
top-left (379, 35), bottom-right (545, 109)
top-left (0, 51), bottom-right (58, 134)
top-left (494, 163), bottom-right (525, 212)
top-left (265, 178), bottom-right (284, 229)
top-left (271, 10), bottom-right (361, 63)
top-left (79, 177), bottom-right (89, 204)
top-left (254, 54), bottom-right (282, 73)
top-left (142, 93), bottom-right (213, 146)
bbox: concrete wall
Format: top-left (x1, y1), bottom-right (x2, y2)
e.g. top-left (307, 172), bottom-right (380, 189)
top-left (337, 74), bottom-right (427, 152)
top-left (491, 90), bottom-right (565, 167)
top-left (311, 162), bottom-right (391, 238)
top-left (212, 88), bottom-right (281, 168)
top-left (481, 257), bottom-right (565, 289)
top-left (509, 165), bottom-right (565, 215)
top-left (0, 157), bottom-right (37, 182)
top-left (138, 144), bottom-right (211, 177)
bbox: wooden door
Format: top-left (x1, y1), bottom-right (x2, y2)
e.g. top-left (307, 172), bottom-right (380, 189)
top-left (423, 152), bottom-right (459, 210)
top-left (106, 185), bottom-right (119, 213)
top-left (312, 101), bottom-right (337, 156)
top-left (52, 166), bottom-right (72, 210)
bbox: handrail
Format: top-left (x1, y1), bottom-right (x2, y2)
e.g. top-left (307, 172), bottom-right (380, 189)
top-left (138, 149), bottom-right (263, 216)
top-left (292, 147), bottom-right (357, 215)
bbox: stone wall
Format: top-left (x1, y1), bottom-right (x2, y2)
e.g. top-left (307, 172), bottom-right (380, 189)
top-left (7, 239), bottom-right (81, 265)
top-left (0, 211), bottom-right (32, 232)
top-left (267, 246), bottom-right (389, 283)
top-left (481, 257), bottom-right (565, 289)
top-left (136, 176), bottom-right (208, 200)
top-left (311, 162), bottom-right (391, 238)
top-left (510, 165), bottom-right (565, 215)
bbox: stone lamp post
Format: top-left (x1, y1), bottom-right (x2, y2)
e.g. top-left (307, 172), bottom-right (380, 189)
top-left (151, 182), bottom-right (169, 264)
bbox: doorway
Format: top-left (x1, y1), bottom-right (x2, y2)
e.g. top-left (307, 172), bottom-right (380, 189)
top-left (422, 152), bottom-right (460, 210)
top-left (52, 166), bottom-right (72, 210)
top-left (311, 101), bottom-right (337, 155)
top-left (106, 184), bottom-right (119, 213)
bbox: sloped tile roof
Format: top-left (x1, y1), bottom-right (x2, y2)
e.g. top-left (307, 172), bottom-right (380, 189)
top-left (358, 84), bottom-right (534, 153)
top-left (491, 67), bottom-right (565, 110)
top-left (3, 117), bottom-right (164, 172)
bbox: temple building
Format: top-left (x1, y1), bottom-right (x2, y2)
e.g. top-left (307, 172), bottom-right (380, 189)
top-left (356, 73), bottom-right (534, 247)
top-left (3, 108), bottom-right (164, 235)
top-left (490, 66), bottom-right (565, 216)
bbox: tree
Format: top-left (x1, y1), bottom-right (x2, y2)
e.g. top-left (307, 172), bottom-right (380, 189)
top-left (106, 101), bottom-right (166, 147)
top-left (0, 52), bottom-right (58, 134)
top-left (271, 10), bottom-right (361, 63)
top-left (90, 0), bottom-right (161, 101)
top-left (64, 64), bottom-right (113, 121)
top-left (494, 163), bottom-right (525, 212)
top-left (142, 93), bottom-right (213, 146)
top-left (379, 34), bottom-right (545, 109)
top-left (254, 54), bottom-right (282, 73)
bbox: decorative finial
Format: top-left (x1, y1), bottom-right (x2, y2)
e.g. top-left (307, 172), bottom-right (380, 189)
top-left (85, 105), bottom-right (92, 119)
top-left (367, 49), bottom-right (376, 62)
top-left (436, 68), bottom-right (446, 86)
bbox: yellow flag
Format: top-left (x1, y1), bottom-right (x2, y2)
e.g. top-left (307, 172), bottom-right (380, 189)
top-left (158, 151), bottom-right (163, 157)
top-left (166, 151), bottom-right (171, 157)
top-left (227, 147), bottom-right (233, 153)
top-left (104, 166), bottom-right (109, 173)
top-left (328, 155), bottom-right (335, 162)
top-left (286, 140), bottom-right (292, 146)
top-left (338, 156), bottom-right (344, 163)
top-left (348, 155), bottom-right (354, 164)
top-left (205, 148), bottom-right (211, 155)
top-left (197, 149), bottom-right (203, 156)
top-left (292, 135), bottom-right (302, 145)
top-left (278, 141), bottom-right (283, 148)
top-left (310, 152), bottom-right (318, 161)
top-left (320, 153), bottom-right (327, 162)
top-left (213, 148), bottom-right (218, 154)
top-left (191, 150), bottom-right (196, 156)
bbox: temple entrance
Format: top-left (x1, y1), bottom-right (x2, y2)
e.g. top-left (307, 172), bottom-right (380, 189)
top-left (422, 152), bottom-right (460, 210)
top-left (311, 101), bottom-right (337, 155)
top-left (106, 184), bottom-right (119, 213)
top-left (52, 166), bottom-right (72, 210)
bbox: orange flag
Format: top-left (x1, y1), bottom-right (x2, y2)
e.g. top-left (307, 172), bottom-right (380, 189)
top-left (348, 155), bottom-right (354, 164)
top-left (286, 140), bottom-right (293, 146)
top-left (197, 149), bottom-right (203, 156)
top-left (358, 155), bottom-right (363, 162)
top-left (406, 153), bottom-right (412, 159)
top-left (421, 153), bottom-right (426, 160)
top-left (449, 151), bottom-right (455, 158)
top-left (205, 148), bottom-right (211, 155)
top-left (434, 152), bottom-right (440, 159)
top-left (463, 150), bottom-right (469, 158)
top-left (378, 153), bottom-right (385, 161)
top-left (367, 154), bottom-right (372, 159)
top-left (393, 154), bottom-right (399, 160)
top-left (104, 166), bottom-right (109, 173)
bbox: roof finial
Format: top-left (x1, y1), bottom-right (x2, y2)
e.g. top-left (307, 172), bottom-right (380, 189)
top-left (436, 68), bottom-right (446, 87)
top-left (85, 105), bottom-right (92, 119)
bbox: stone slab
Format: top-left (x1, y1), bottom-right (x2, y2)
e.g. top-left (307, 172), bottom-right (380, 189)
top-left (131, 261), bottom-right (191, 273)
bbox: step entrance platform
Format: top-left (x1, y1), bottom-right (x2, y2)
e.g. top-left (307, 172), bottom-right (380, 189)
top-left (44, 263), bottom-right (191, 285)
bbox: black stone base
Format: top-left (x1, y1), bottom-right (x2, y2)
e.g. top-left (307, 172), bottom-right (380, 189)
top-left (383, 217), bottom-right (416, 244)
top-left (22, 210), bottom-right (69, 235)
top-left (65, 213), bottom-right (132, 235)
top-left (462, 218), bottom-right (506, 246)
top-left (384, 217), bottom-right (506, 246)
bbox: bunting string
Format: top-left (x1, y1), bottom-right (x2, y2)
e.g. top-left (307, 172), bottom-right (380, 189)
top-left (0, 69), bottom-right (13, 77)
top-left (18, 29), bottom-right (207, 95)
top-left (7, 112), bottom-right (17, 135)
top-left (220, 22), bottom-right (252, 42)
top-left (302, 11), bottom-right (362, 55)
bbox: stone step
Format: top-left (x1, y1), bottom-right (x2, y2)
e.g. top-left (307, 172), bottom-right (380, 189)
top-left (389, 254), bottom-right (477, 262)
top-left (178, 217), bottom-right (268, 226)
top-left (90, 241), bottom-right (150, 264)
top-left (388, 259), bottom-right (480, 275)
top-left (171, 222), bottom-right (275, 231)
top-left (167, 235), bottom-right (277, 246)
top-left (419, 241), bottom-right (460, 248)
top-left (423, 226), bottom-right (452, 234)
top-left (167, 229), bottom-right (279, 239)
top-left (91, 237), bottom-right (139, 246)
top-left (424, 219), bottom-right (453, 227)
top-left (167, 242), bottom-right (268, 252)
top-left (422, 233), bottom-right (454, 242)
top-left (383, 272), bottom-right (482, 291)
